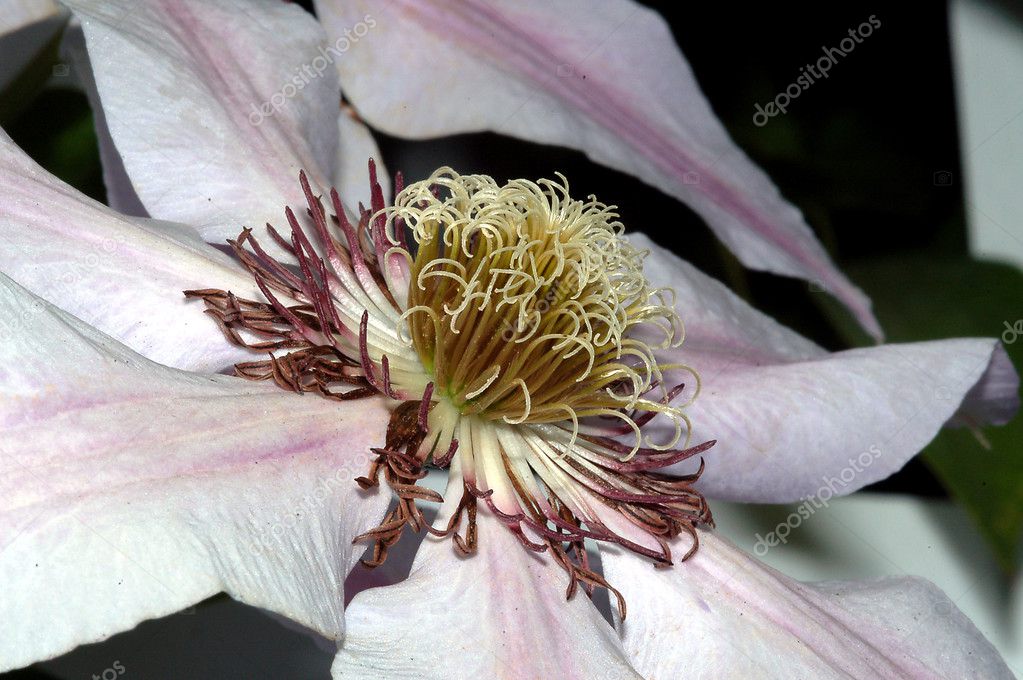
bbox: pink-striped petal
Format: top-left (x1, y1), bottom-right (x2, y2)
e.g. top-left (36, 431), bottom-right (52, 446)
top-left (601, 532), bottom-right (1013, 679)
top-left (62, 20), bottom-right (387, 219)
top-left (0, 273), bottom-right (391, 671)
top-left (333, 476), bottom-right (640, 679)
top-left (0, 127), bottom-right (261, 372)
top-left (315, 0), bottom-right (881, 338)
top-left (633, 233), bottom-right (1019, 503)
top-left (63, 0), bottom-right (341, 250)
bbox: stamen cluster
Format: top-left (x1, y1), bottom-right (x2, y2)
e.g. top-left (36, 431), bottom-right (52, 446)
top-left (399, 171), bottom-right (686, 436)
top-left (187, 165), bottom-right (714, 616)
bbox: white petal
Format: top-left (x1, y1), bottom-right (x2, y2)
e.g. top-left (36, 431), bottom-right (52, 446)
top-left (60, 21), bottom-right (147, 216)
top-left (333, 476), bottom-right (639, 679)
top-left (63, 0), bottom-right (341, 249)
top-left (64, 17), bottom-right (387, 220)
top-left (316, 0), bottom-right (881, 337)
top-left (0, 127), bottom-right (262, 372)
top-left (0, 273), bottom-right (392, 671)
top-left (336, 105), bottom-right (389, 210)
top-left (711, 492), bottom-right (1023, 671)
top-left (633, 232), bottom-right (1019, 502)
top-left (950, 342), bottom-right (1020, 426)
top-left (602, 532), bottom-right (1014, 679)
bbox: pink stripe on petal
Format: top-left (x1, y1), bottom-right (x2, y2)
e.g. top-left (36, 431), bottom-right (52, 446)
top-left (602, 532), bottom-right (1013, 679)
top-left (335, 473), bottom-right (641, 679)
top-left (317, 0), bottom-right (882, 338)
top-left (0, 274), bottom-right (391, 671)
top-left (632, 233), bottom-right (1019, 503)
top-left (63, 0), bottom-right (346, 255)
top-left (0, 128), bottom-right (260, 372)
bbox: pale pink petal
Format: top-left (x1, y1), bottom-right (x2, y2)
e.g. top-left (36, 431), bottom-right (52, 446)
top-left (0, 273), bottom-right (392, 671)
top-left (63, 18), bottom-right (386, 219)
top-left (0, 127), bottom-right (262, 372)
top-left (336, 105), bottom-right (389, 209)
top-left (950, 342), bottom-right (1020, 427)
top-left (632, 233), bottom-right (1020, 502)
top-left (333, 477), bottom-right (640, 679)
top-left (63, 0), bottom-right (341, 250)
top-left (315, 0), bottom-right (881, 337)
top-left (601, 532), bottom-right (1013, 679)
top-left (60, 21), bottom-right (147, 216)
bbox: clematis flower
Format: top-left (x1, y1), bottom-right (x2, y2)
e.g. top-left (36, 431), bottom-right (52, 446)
top-left (0, 0), bottom-right (1019, 678)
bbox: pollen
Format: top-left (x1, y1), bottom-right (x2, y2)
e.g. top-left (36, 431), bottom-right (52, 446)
top-left (397, 170), bottom-right (688, 450)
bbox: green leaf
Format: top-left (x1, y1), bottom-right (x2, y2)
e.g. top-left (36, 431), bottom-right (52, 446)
top-left (824, 255), bottom-right (1023, 573)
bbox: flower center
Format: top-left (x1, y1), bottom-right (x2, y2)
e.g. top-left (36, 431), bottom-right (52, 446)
top-left (398, 171), bottom-right (678, 432)
top-left (186, 164), bottom-right (714, 618)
